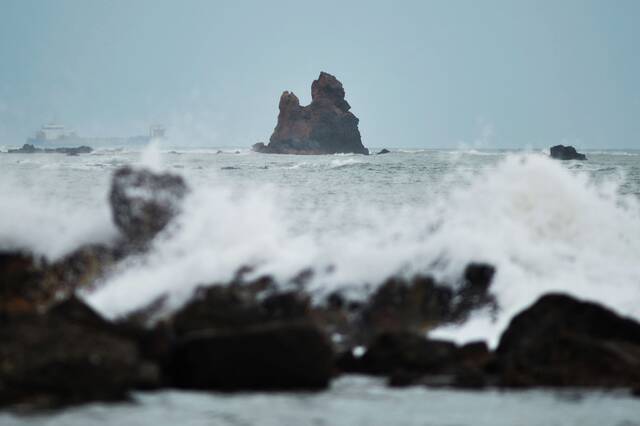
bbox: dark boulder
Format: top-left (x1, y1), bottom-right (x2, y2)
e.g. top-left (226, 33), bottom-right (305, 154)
top-left (496, 293), bottom-right (640, 388)
top-left (168, 322), bottom-right (333, 391)
top-left (0, 298), bottom-right (155, 409)
top-left (0, 252), bottom-right (44, 316)
top-left (357, 332), bottom-right (458, 375)
top-left (550, 145), bottom-right (587, 160)
top-left (253, 72), bottom-right (368, 155)
top-left (1, 245), bottom-right (118, 317)
top-left (339, 332), bottom-right (493, 390)
top-left (358, 263), bottom-right (496, 340)
top-left (109, 166), bottom-right (188, 248)
top-left (377, 149), bottom-right (391, 155)
top-left (171, 277), bottom-right (311, 336)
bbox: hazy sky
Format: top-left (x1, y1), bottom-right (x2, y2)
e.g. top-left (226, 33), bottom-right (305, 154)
top-left (0, 0), bottom-right (638, 148)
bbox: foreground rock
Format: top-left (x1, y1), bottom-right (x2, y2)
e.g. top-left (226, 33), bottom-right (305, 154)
top-left (168, 323), bottom-right (333, 391)
top-left (1, 246), bottom-right (118, 316)
top-left (253, 72), bottom-right (368, 155)
top-left (357, 263), bottom-right (496, 341)
top-left (496, 293), bottom-right (640, 388)
top-left (550, 145), bottom-right (587, 160)
top-left (7, 144), bottom-right (92, 155)
top-left (0, 297), bottom-right (157, 409)
top-left (110, 166), bottom-right (188, 248)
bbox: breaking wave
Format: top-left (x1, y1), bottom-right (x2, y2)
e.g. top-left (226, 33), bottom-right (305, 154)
top-left (2, 150), bottom-right (640, 346)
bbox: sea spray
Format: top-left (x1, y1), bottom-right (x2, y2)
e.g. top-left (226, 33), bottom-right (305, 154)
top-left (83, 153), bottom-right (640, 348)
top-left (1, 149), bottom-right (639, 346)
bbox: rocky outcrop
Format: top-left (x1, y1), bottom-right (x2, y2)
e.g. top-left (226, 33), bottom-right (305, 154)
top-left (357, 263), bottom-right (496, 341)
top-left (0, 297), bottom-right (158, 409)
top-left (109, 166), bottom-right (188, 249)
top-left (6, 144), bottom-right (92, 155)
top-left (253, 72), bottom-right (368, 155)
top-left (550, 145), bottom-right (587, 160)
top-left (336, 332), bottom-right (493, 390)
top-left (495, 293), bottom-right (640, 388)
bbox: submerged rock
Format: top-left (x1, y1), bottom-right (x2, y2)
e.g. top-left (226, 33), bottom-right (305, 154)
top-left (377, 149), bottom-right (391, 155)
top-left (549, 145), bottom-right (587, 160)
top-left (109, 166), bottom-right (188, 248)
top-left (253, 72), bottom-right (368, 155)
top-left (496, 293), bottom-right (640, 388)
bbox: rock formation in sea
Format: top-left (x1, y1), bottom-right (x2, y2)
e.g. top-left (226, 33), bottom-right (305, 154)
top-left (6, 144), bottom-right (93, 155)
top-left (550, 145), bottom-right (587, 160)
top-left (253, 72), bottom-right (369, 155)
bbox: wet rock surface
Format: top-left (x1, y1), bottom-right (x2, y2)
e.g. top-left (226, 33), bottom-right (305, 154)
top-left (495, 293), bottom-right (640, 388)
top-left (109, 166), bottom-right (188, 248)
top-left (550, 145), bottom-right (587, 160)
top-left (0, 298), bottom-right (155, 409)
top-left (358, 263), bottom-right (496, 340)
top-left (253, 72), bottom-right (368, 155)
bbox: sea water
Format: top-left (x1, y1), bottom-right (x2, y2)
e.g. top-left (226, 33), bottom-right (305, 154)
top-left (1, 147), bottom-right (639, 424)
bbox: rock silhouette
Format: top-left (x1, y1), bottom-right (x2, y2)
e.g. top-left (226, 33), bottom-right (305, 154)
top-left (550, 145), bottom-right (587, 160)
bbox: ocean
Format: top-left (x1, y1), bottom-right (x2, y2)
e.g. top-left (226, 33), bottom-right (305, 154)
top-left (1, 146), bottom-right (640, 425)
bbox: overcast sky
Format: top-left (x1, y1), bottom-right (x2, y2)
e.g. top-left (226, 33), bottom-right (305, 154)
top-left (0, 0), bottom-right (638, 148)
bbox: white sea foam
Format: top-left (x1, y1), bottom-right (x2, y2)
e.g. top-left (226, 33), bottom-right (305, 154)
top-left (2, 149), bottom-right (639, 346)
top-left (0, 178), bottom-right (117, 260)
top-left (82, 153), bottom-right (640, 348)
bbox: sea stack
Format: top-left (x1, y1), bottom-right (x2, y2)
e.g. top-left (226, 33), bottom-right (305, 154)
top-left (549, 145), bottom-right (587, 160)
top-left (253, 72), bottom-right (368, 155)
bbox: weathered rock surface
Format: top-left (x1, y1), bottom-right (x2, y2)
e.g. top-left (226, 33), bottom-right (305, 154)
top-left (550, 145), bottom-right (587, 160)
top-left (496, 293), bottom-right (640, 388)
top-left (0, 297), bottom-right (156, 409)
top-left (6, 144), bottom-right (92, 155)
top-left (110, 166), bottom-right (188, 248)
top-left (253, 72), bottom-right (368, 155)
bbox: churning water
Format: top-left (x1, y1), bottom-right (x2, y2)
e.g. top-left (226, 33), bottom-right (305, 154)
top-left (1, 147), bottom-right (640, 424)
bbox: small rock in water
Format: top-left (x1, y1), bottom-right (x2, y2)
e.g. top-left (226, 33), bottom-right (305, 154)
top-left (549, 145), bottom-right (587, 160)
top-left (377, 149), bottom-right (391, 155)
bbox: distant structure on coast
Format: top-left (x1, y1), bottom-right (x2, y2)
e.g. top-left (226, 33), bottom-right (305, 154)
top-left (26, 123), bottom-right (166, 148)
